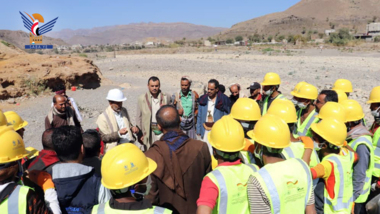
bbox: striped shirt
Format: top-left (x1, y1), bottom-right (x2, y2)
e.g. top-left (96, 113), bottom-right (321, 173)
top-left (247, 175), bottom-right (315, 214)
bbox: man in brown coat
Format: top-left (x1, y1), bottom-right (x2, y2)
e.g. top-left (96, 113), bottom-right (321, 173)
top-left (146, 105), bottom-right (212, 214)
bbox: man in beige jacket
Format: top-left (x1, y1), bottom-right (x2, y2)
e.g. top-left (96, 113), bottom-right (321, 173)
top-left (136, 76), bottom-right (171, 150)
top-left (96, 88), bottom-right (140, 153)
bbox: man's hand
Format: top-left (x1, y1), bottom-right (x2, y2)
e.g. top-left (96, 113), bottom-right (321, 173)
top-left (300, 136), bottom-right (314, 149)
top-left (131, 126), bottom-right (139, 134)
top-left (119, 127), bottom-right (128, 135)
top-left (29, 170), bottom-right (55, 192)
top-left (178, 108), bottom-right (184, 116)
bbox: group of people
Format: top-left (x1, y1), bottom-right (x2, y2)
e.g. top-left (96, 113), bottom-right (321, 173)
top-left (1, 72), bottom-right (380, 214)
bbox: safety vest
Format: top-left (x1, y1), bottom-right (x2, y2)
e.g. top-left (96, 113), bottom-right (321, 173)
top-left (371, 124), bottom-right (380, 177)
top-left (240, 138), bottom-right (256, 164)
top-left (205, 163), bottom-right (258, 214)
top-left (293, 109), bottom-right (319, 138)
top-left (262, 94), bottom-right (286, 115)
top-left (323, 151), bottom-right (354, 214)
top-left (92, 201), bottom-right (172, 214)
top-left (0, 185), bottom-right (31, 214)
top-left (281, 142), bottom-right (320, 188)
top-left (254, 158), bottom-right (313, 214)
top-left (349, 135), bottom-right (374, 203)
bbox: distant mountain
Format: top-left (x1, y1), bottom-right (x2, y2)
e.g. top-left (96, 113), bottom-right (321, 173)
top-left (0, 30), bottom-right (68, 49)
top-left (219, 0), bottom-right (380, 39)
top-left (46, 22), bottom-right (227, 45)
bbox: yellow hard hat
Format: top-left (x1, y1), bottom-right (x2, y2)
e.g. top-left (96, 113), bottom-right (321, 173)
top-left (291, 83), bottom-right (318, 100)
top-left (267, 99), bottom-right (297, 123)
top-left (0, 126), bottom-right (28, 164)
top-left (311, 118), bottom-right (347, 147)
top-left (334, 89), bottom-right (348, 103)
top-left (0, 110), bottom-right (8, 127)
top-left (340, 99), bottom-right (364, 122)
top-left (101, 143), bottom-right (157, 190)
top-left (4, 111), bottom-right (28, 131)
top-left (230, 98), bottom-right (261, 121)
top-left (261, 72), bottom-right (281, 86)
top-left (367, 86), bottom-right (380, 104)
top-left (247, 114), bottom-right (290, 149)
top-left (332, 79), bottom-right (353, 93)
top-left (208, 115), bottom-right (245, 152)
top-left (25, 147), bottom-right (39, 159)
top-left (291, 81), bottom-right (307, 96)
top-left (317, 102), bottom-right (347, 123)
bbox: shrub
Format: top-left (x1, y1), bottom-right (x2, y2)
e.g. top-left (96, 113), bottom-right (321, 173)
top-left (21, 77), bottom-right (50, 96)
top-left (235, 35), bottom-right (243, 42)
top-left (327, 28), bottom-right (352, 46)
top-left (226, 38), bottom-right (234, 44)
top-left (1, 40), bottom-right (10, 47)
top-left (78, 53), bottom-right (87, 57)
top-left (374, 36), bottom-right (380, 43)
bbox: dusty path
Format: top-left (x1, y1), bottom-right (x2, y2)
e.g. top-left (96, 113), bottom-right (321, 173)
top-left (2, 50), bottom-right (379, 149)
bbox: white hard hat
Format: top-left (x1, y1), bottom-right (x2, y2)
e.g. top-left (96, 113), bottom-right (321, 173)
top-left (106, 89), bottom-right (127, 102)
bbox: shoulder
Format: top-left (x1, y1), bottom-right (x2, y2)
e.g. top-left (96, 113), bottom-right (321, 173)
top-left (138, 93), bottom-right (146, 101)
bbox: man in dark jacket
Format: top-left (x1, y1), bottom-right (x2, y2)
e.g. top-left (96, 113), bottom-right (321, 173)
top-left (51, 126), bottom-right (110, 214)
top-left (82, 129), bottom-right (102, 176)
top-left (146, 105), bottom-right (212, 214)
top-left (27, 129), bottom-right (59, 174)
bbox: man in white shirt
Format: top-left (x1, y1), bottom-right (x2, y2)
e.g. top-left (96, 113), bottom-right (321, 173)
top-left (96, 89), bottom-right (140, 153)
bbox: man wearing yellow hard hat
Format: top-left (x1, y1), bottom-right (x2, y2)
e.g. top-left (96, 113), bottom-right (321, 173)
top-left (0, 125), bottom-right (61, 213)
top-left (291, 83), bottom-right (320, 139)
top-left (341, 99), bottom-right (374, 213)
top-left (246, 114), bottom-right (315, 214)
top-left (310, 118), bottom-right (357, 214)
top-left (196, 116), bottom-right (258, 214)
top-left (92, 143), bottom-right (171, 213)
top-left (260, 72), bottom-right (287, 115)
top-left (333, 79), bottom-right (353, 97)
top-left (4, 111), bottom-right (28, 139)
top-left (368, 86), bottom-right (380, 179)
top-left (229, 97), bottom-right (261, 164)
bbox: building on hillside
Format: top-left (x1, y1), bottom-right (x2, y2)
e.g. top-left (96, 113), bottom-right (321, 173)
top-left (71, 44), bottom-right (83, 50)
top-left (215, 41), bottom-right (226, 45)
top-left (367, 23), bottom-right (380, 37)
top-left (204, 40), bottom-right (211, 47)
top-left (325, 29), bottom-right (336, 36)
top-left (145, 41), bottom-right (155, 46)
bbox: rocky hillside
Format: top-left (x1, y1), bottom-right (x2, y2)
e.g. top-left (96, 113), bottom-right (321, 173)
top-left (0, 41), bottom-right (104, 100)
top-left (0, 30), bottom-right (68, 49)
top-left (219, 0), bottom-right (380, 39)
top-left (46, 22), bottom-right (227, 45)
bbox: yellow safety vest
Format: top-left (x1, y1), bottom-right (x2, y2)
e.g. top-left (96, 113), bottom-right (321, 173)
top-left (262, 94), bottom-right (286, 116)
top-left (371, 124), bottom-right (380, 177)
top-left (205, 163), bottom-right (258, 214)
top-left (254, 158), bottom-right (313, 214)
top-left (240, 138), bottom-right (256, 164)
top-left (293, 109), bottom-right (319, 138)
top-left (91, 201), bottom-right (172, 214)
top-left (0, 185), bottom-right (30, 214)
top-left (349, 135), bottom-right (374, 203)
top-left (281, 141), bottom-right (320, 188)
top-left (322, 151), bottom-right (355, 214)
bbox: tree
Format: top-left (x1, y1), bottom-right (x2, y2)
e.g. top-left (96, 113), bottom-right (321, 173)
top-left (277, 35), bottom-right (285, 42)
top-left (183, 37), bottom-right (186, 41)
top-left (235, 35), bottom-right (243, 42)
top-left (329, 22), bottom-right (336, 29)
top-left (226, 38), bottom-right (234, 44)
top-left (267, 35), bottom-right (273, 42)
top-left (302, 27), bottom-right (306, 34)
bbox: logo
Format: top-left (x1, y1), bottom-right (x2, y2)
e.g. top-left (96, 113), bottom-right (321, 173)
top-left (19, 11), bottom-right (58, 49)
top-left (124, 162), bottom-right (138, 175)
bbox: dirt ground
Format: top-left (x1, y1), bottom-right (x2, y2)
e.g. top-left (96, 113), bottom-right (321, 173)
top-left (1, 48), bottom-right (380, 150)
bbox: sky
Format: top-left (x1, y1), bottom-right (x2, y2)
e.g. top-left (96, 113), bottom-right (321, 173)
top-left (1, 0), bottom-right (301, 32)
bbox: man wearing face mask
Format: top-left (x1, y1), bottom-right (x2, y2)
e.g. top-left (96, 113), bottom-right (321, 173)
top-left (228, 83), bottom-right (247, 106)
top-left (96, 89), bottom-right (140, 153)
top-left (260, 72), bottom-right (287, 115)
top-left (91, 143), bottom-right (172, 214)
top-left (230, 98), bottom-right (261, 164)
top-left (368, 86), bottom-right (380, 179)
top-left (291, 83), bottom-right (320, 139)
top-left (341, 99), bottom-right (374, 214)
top-left (309, 118), bottom-right (358, 214)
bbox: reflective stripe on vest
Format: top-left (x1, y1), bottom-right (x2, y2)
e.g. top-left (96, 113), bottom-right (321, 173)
top-left (257, 158), bottom-right (312, 214)
top-left (262, 94), bottom-right (285, 115)
top-left (0, 185), bottom-right (30, 214)
top-left (94, 202), bottom-right (169, 214)
top-left (294, 111), bottom-right (318, 137)
top-left (349, 135), bottom-right (374, 203)
top-left (208, 164), bottom-right (258, 214)
top-left (372, 126), bottom-right (380, 177)
top-left (324, 153), bottom-right (354, 211)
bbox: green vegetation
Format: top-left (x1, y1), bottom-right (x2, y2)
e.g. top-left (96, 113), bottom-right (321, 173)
top-left (235, 35), bottom-right (243, 42)
top-left (78, 53), bottom-right (88, 57)
top-left (248, 34), bottom-right (261, 43)
top-left (226, 38), bottom-right (234, 44)
top-left (1, 40), bottom-right (10, 47)
top-left (21, 77), bottom-right (51, 96)
top-left (374, 36), bottom-right (380, 43)
top-left (327, 28), bottom-right (353, 46)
